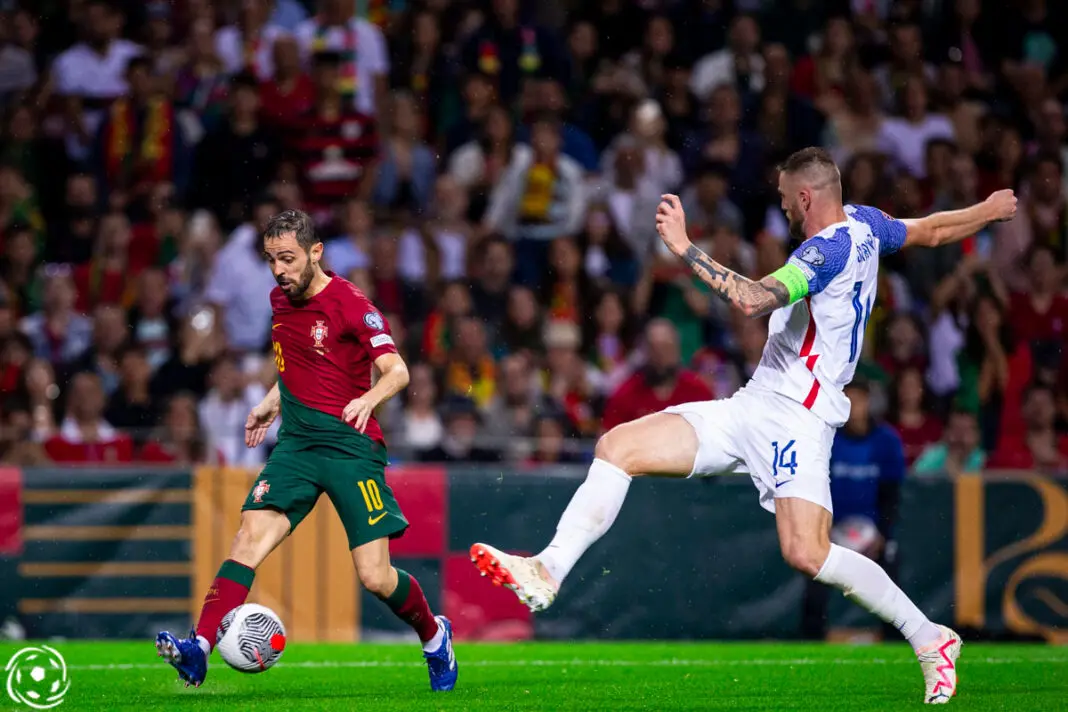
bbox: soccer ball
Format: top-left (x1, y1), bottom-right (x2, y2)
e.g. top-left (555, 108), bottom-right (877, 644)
top-left (216, 604), bottom-right (287, 673)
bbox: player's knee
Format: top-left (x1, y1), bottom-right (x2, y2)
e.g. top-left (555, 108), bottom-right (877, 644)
top-left (593, 427), bottom-right (640, 475)
top-left (780, 538), bottom-right (828, 578)
top-left (358, 565), bottom-right (394, 598)
top-left (229, 512), bottom-right (288, 567)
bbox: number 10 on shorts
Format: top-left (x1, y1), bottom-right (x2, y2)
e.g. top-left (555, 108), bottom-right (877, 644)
top-left (772, 440), bottom-right (798, 478)
top-left (358, 479), bottom-right (385, 512)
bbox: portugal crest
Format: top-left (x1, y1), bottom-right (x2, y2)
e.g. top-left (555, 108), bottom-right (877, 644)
top-left (311, 320), bottom-right (329, 348)
top-left (252, 480), bottom-right (270, 503)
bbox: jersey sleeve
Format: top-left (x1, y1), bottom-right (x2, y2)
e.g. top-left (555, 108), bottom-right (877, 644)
top-left (848, 204), bottom-right (907, 256)
top-left (775, 229), bottom-right (852, 300)
top-left (345, 295), bottom-right (398, 360)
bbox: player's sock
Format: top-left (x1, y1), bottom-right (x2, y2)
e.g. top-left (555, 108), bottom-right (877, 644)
top-left (195, 559), bottom-right (255, 651)
top-left (381, 568), bottom-right (439, 647)
top-left (536, 458), bottom-right (631, 585)
top-left (814, 543), bottom-right (942, 652)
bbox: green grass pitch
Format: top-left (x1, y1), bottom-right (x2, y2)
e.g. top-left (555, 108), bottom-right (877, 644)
top-left (1, 640), bottom-right (1066, 711)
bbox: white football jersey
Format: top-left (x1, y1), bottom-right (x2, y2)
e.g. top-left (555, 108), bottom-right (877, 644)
top-left (750, 205), bottom-right (907, 427)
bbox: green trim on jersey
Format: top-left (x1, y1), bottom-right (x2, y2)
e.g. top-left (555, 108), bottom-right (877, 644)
top-left (277, 379), bottom-right (385, 459)
top-left (769, 263), bottom-right (810, 304)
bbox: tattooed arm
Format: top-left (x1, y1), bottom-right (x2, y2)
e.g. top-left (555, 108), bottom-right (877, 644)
top-left (656, 194), bottom-right (795, 319)
top-left (680, 244), bottom-right (791, 318)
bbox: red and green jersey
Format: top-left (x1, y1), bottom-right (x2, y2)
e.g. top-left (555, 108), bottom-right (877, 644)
top-left (270, 273), bottom-right (397, 447)
top-left (289, 109), bottom-right (378, 220)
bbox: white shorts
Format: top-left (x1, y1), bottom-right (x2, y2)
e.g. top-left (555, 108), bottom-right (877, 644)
top-left (663, 386), bottom-right (835, 514)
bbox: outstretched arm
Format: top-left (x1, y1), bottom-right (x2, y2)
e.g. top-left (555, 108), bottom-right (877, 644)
top-left (901, 189), bottom-right (1017, 248)
top-left (656, 195), bottom-right (790, 318)
top-left (678, 243), bottom-right (791, 318)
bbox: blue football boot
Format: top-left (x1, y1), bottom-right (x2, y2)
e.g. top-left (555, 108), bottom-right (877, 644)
top-left (155, 628), bottom-right (208, 687)
top-left (423, 615), bottom-right (458, 692)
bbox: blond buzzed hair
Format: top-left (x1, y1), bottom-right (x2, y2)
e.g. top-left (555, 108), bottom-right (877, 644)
top-left (778, 147), bottom-right (843, 198)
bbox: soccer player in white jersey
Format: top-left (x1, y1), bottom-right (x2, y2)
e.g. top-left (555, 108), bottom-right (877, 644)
top-left (470, 147), bottom-right (1018, 704)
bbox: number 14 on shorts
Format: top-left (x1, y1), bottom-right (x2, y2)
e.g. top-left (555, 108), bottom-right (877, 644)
top-left (772, 440), bottom-right (797, 487)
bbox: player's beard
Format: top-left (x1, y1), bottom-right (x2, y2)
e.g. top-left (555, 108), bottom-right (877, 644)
top-left (279, 261), bottom-right (317, 300)
top-left (787, 207), bottom-right (806, 244)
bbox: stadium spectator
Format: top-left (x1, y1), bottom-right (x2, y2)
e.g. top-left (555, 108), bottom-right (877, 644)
top-left (689, 14), bottom-right (765, 102)
top-left (988, 384), bottom-right (1068, 472)
top-left (442, 316), bottom-right (496, 408)
top-left (323, 197), bottom-right (373, 276)
top-left (105, 345), bottom-right (158, 440)
top-left (912, 408), bottom-right (986, 477)
top-left (192, 71), bottom-right (281, 228)
top-left (481, 352), bottom-right (542, 461)
top-left (140, 391), bottom-right (220, 464)
top-left (203, 196), bottom-right (278, 354)
top-left (418, 395), bottom-right (500, 463)
top-left (392, 362), bottom-right (443, 458)
top-left (259, 34), bottom-right (315, 130)
top-left (888, 367), bottom-right (943, 466)
top-left (527, 412), bottom-right (582, 464)
top-left (484, 111), bottom-right (587, 286)
top-left (291, 50), bottom-right (379, 225)
top-left (151, 308), bottom-right (224, 401)
top-left (51, 0), bottom-right (143, 160)
top-left (214, 0), bottom-right (284, 81)
top-left (20, 268), bottom-right (92, 367)
top-left (448, 104), bottom-right (518, 223)
top-left (499, 285), bottom-right (543, 359)
top-left (372, 91), bottom-right (436, 216)
top-left (1008, 245), bottom-right (1068, 350)
top-left (397, 175), bottom-right (470, 284)
top-left (294, 0), bottom-right (390, 120)
top-left (602, 319), bottom-right (712, 430)
top-left (94, 55), bottom-right (189, 206)
top-left (0, 395), bottom-right (47, 465)
top-left (198, 355), bottom-right (270, 466)
top-left (44, 370), bottom-right (133, 463)
top-left (128, 268), bottom-right (176, 372)
top-left (174, 17), bottom-right (230, 137)
top-left (459, 0), bottom-right (566, 105)
top-left (468, 236), bottom-right (514, 336)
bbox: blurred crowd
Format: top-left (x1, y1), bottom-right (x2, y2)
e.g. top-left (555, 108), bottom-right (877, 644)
top-left (0, 0), bottom-right (1066, 473)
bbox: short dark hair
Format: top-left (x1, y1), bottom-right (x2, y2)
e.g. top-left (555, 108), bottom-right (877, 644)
top-left (777, 147), bottom-right (837, 175)
top-left (126, 55), bottom-right (153, 75)
top-left (1031, 150), bottom-right (1064, 176)
top-left (231, 71), bottom-right (260, 92)
top-left (529, 110), bottom-right (562, 133)
top-left (263, 209), bottom-right (318, 251)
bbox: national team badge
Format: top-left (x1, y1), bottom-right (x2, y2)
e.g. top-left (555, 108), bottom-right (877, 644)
top-left (311, 320), bottom-right (329, 348)
top-left (363, 311), bottom-right (384, 330)
top-left (252, 480), bottom-right (270, 503)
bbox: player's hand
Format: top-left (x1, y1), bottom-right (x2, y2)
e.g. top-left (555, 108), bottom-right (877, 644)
top-left (342, 396), bottom-right (376, 433)
top-left (245, 402), bottom-right (278, 448)
top-left (985, 189), bottom-right (1017, 222)
top-left (655, 194), bottom-right (691, 256)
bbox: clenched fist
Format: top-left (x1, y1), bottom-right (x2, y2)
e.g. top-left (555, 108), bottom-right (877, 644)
top-left (985, 189), bottom-right (1017, 223)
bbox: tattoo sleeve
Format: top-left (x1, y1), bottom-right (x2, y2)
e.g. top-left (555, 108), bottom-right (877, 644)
top-left (681, 245), bottom-right (791, 318)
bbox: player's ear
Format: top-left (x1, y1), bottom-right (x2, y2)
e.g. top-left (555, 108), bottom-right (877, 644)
top-left (309, 241), bottom-right (324, 263)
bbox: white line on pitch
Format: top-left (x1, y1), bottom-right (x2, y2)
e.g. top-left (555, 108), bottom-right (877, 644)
top-left (68, 656), bottom-right (1068, 672)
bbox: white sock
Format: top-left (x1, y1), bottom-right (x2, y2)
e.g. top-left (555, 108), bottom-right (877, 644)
top-left (815, 543), bottom-right (942, 652)
top-left (536, 458), bottom-right (631, 585)
top-left (196, 635), bottom-right (211, 656)
top-left (421, 619), bottom-right (445, 652)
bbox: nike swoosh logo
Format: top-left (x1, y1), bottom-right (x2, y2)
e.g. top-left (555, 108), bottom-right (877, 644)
top-left (272, 324), bottom-right (282, 329)
top-left (368, 512), bottom-right (387, 525)
top-left (774, 480), bottom-right (789, 488)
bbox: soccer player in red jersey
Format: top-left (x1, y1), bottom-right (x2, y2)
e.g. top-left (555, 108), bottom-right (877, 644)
top-left (156, 210), bottom-right (457, 691)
